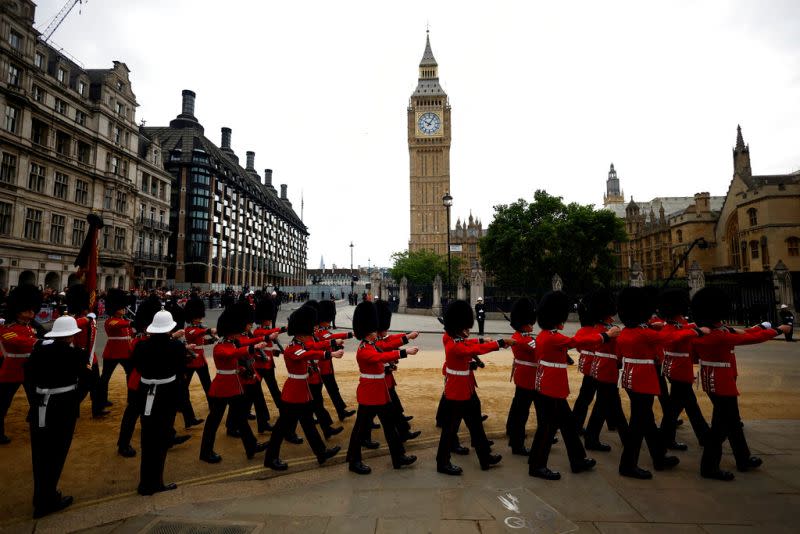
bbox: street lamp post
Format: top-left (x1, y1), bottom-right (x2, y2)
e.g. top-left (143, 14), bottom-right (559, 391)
top-left (442, 192), bottom-right (453, 301)
top-left (350, 241), bottom-right (354, 304)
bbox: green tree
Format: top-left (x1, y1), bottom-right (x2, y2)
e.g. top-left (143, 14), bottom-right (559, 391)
top-left (390, 249), bottom-right (464, 285)
top-left (479, 190), bottom-right (626, 293)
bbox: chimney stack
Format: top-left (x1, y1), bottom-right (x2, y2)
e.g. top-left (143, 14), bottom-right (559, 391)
top-left (221, 127), bottom-right (232, 150)
top-left (264, 169), bottom-right (273, 187)
top-left (280, 184), bottom-right (288, 199)
top-left (181, 89), bottom-right (196, 117)
top-left (246, 151), bottom-right (255, 171)
top-left (694, 192), bottom-right (711, 214)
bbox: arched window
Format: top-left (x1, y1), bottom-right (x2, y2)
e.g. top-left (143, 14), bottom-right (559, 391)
top-left (750, 240), bottom-right (759, 259)
top-left (788, 237), bottom-right (800, 257)
top-left (676, 230), bottom-right (683, 243)
top-left (747, 208), bottom-right (758, 226)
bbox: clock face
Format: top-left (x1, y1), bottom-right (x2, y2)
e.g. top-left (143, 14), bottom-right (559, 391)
top-left (418, 112), bottom-right (441, 135)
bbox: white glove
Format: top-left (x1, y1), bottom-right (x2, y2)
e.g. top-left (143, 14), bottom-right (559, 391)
top-left (87, 313), bottom-right (97, 320)
top-left (761, 321), bottom-right (772, 329)
top-left (41, 339), bottom-right (55, 346)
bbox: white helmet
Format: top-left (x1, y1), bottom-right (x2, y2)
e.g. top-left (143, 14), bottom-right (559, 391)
top-left (46, 316), bottom-right (82, 338)
top-left (147, 310), bottom-right (177, 334)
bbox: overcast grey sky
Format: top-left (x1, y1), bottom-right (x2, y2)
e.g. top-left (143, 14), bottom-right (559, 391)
top-left (36, 0), bottom-right (800, 270)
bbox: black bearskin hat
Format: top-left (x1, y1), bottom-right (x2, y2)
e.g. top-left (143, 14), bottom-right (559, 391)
top-left (216, 309), bottom-right (240, 338)
top-left (375, 299), bottom-right (393, 332)
top-left (105, 288), bottom-right (128, 313)
top-left (6, 284), bottom-right (42, 318)
top-left (134, 295), bottom-right (161, 333)
top-left (588, 287), bottom-right (616, 324)
top-left (254, 298), bottom-right (275, 323)
top-left (318, 300), bottom-right (336, 324)
top-left (510, 297), bottom-right (537, 331)
top-left (658, 288), bottom-right (690, 320)
top-left (443, 300), bottom-right (474, 338)
top-left (302, 300), bottom-right (321, 324)
top-left (617, 286), bottom-right (653, 328)
top-left (691, 286), bottom-right (730, 328)
top-left (184, 297), bottom-right (206, 321)
top-left (232, 300), bottom-right (254, 328)
top-left (287, 305), bottom-right (317, 337)
top-left (537, 291), bottom-right (570, 330)
top-left (65, 284), bottom-right (90, 315)
top-left (577, 297), bottom-right (592, 327)
top-left (353, 301), bottom-right (379, 340)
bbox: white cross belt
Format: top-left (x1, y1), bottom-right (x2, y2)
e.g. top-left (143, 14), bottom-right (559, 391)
top-left (623, 358), bottom-right (654, 365)
top-left (514, 359), bottom-right (537, 367)
top-left (360, 373), bottom-right (386, 379)
top-left (288, 372), bottom-right (309, 380)
top-left (445, 367), bottom-right (470, 376)
top-left (140, 375), bottom-right (176, 416)
top-left (538, 360), bottom-right (568, 369)
top-left (36, 384), bottom-right (77, 428)
top-left (594, 352), bottom-right (617, 360)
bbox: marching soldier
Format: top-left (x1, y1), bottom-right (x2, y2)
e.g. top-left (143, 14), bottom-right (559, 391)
top-left (570, 297), bottom-right (599, 436)
top-left (505, 297), bottom-right (538, 456)
top-left (64, 285), bottom-right (103, 417)
top-left (181, 295), bottom-right (214, 428)
top-left (346, 301), bottom-right (418, 474)
top-left (529, 291), bottom-right (614, 480)
top-left (437, 300), bottom-right (512, 476)
top-left (25, 315), bottom-right (89, 517)
top-left (317, 300), bottom-right (356, 421)
top-left (691, 287), bottom-right (790, 480)
top-left (98, 289), bottom-right (133, 414)
top-left (264, 305), bottom-right (343, 471)
top-left (0, 284), bottom-right (43, 444)
top-left (234, 300), bottom-right (274, 436)
top-left (301, 300), bottom-right (343, 439)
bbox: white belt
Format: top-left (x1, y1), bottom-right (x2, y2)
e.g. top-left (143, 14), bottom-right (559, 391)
top-left (514, 359), bottom-right (537, 368)
top-left (288, 372), bottom-right (308, 380)
top-left (594, 352), bottom-right (617, 360)
top-left (664, 352), bottom-right (689, 358)
top-left (4, 353), bottom-right (30, 358)
top-left (216, 369), bottom-right (238, 375)
top-left (699, 360), bottom-right (731, 368)
top-left (36, 384), bottom-right (77, 428)
top-left (445, 367), bottom-right (470, 376)
top-left (360, 373), bottom-right (386, 379)
top-left (623, 358), bottom-right (654, 365)
top-left (107, 337), bottom-right (130, 341)
top-left (579, 350), bottom-right (594, 356)
top-left (538, 360), bottom-right (568, 369)
top-left (140, 375), bottom-right (176, 416)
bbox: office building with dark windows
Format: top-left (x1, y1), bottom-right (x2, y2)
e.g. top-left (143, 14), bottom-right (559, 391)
top-left (144, 91), bottom-right (308, 289)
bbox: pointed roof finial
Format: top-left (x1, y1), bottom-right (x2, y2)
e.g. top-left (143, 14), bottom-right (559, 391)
top-left (736, 124), bottom-right (746, 151)
top-left (420, 29), bottom-right (437, 67)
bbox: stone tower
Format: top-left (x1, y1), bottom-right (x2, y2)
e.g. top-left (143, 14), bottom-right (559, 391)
top-left (603, 163), bottom-right (625, 206)
top-left (408, 31), bottom-right (452, 255)
top-left (733, 124), bottom-right (752, 182)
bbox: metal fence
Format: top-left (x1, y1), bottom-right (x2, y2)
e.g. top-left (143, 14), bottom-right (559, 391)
top-left (704, 272), bottom-right (777, 326)
top-left (406, 283), bottom-right (433, 309)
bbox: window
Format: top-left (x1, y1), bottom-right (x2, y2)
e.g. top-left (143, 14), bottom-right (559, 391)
top-left (4, 105), bottom-right (19, 133)
top-left (9, 31), bottom-right (22, 51)
top-left (109, 156), bottom-right (119, 174)
top-left (150, 179), bottom-right (158, 197)
top-left (74, 179), bottom-right (88, 205)
top-left (114, 227), bottom-right (126, 251)
top-left (57, 68), bottom-right (66, 84)
top-left (788, 237), bottom-right (799, 257)
top-left (34, 52), bottom-right (43, 69)
top-left (113, 126), bottom-right (121, 144)
top-left (31, 119), bottom-right (47, 145)
top-left (159, 182), bottom-right (166, 200)
top-left (0, 201), bottom-right (11, 235)
top-left (55, 98), bottom-right (67, 115)
top-left (7, 64), bottom-right (20, 86)
top-left (116, 102), bottom-right (124, 116)
top-left (141, 173), bottom-right (149, 193)
top-left (116, 81), bottom-right (123, 91)
top-left (71, 218), bottom-right (86, 246)
top-left (50, 214), bottom-right (65, 244)
top-left (32, 84), bottom-right (44, 102)
top-left (55, 131), bottom-right (71, 155)
top-left (75, 110), bottom-right (86, 126)
top-left (77, 141), bottom-right (90, 163)
top-left (750, 240), bottom-right (759, 259)
top-left (53, 172), bottom-right (68, 199)
top-left (24, 208), bottom-right (42, 240)
top-left (748, 208), bottom-right (758, 226)
top-left (676, 229), bottom-right (683, 243)
top-left (0, 153), bottom-right (17, 184)
top-left (28, 163), bottom-right (45, 192)
top-left (103, 188), bottom-right (112, 209)
top-left (77, 80), bottom-right (86, 96)
top-left (115, 191), bottom-right (127, 213)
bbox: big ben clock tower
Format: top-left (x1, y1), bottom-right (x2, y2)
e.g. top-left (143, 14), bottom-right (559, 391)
top-left (408, 31), bottom-right (451, 255)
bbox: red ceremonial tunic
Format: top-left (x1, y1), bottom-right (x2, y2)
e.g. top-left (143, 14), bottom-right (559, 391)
top-left (535, 329), bottom-right (605, 399)
top-left (127, 334), bottom-right (147, 391)
top-left (661, 318), bottom-right (698, 384)
top-left (281, 339), bottom-right (332, 404)
top-left (574, 325), bottom-right (597, 377)
top-left (587, 323), bottom-right (620, 384)
top-left (184, 323), bottom-right (213, 370)
top-left (691, 326), bottom-right (777, 397)
top-left (510, 331), bottom-right (538, 390)
top-left (443, 336), bottom-right (502, 401)
top-left (253, 326), bottom-right (282, 372)
top-left (73, 315), bottom-right (98, 365)
top-left (617, 325), bottom-right (698, 395)
top-left (316, 328), bottom-right (351, 375)
top-left (209, 338), bottom-right (253, 398)
top-left (356, 341), bottom-right (405, 405)
top-left (0, 322), bottom-right (38, 383)
top-left (235, 334), bottom-right (267, 386)
top-left (102, 317), bottom-right (132, 360)
top-left (376, 333), bottom-right (408, 388)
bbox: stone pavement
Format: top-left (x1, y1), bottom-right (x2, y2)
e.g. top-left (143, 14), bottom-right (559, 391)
top-left (4, 419), bottom-right (799, 534)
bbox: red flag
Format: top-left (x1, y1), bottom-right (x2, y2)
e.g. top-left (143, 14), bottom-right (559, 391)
top-left (74, 213), bottom-right (104, 312)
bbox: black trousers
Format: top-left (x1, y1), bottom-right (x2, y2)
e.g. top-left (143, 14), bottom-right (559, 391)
top-left (620, 390), bottom-right (667, 470)
top-left (88, 361), bottom-right (103, 415)
top-left (664, 380), bottom-right (709, 445)
top-left (529, 394), bottom-right (587, 470)
top-left (307, 382), bottom-right (334, 430)
top-left (244, 381), bottom-right (271, 432)
top-left (477, 319), bottom-right (485, 336)
top-left (366, 386), bottom-right (411, 442)
top-left (655, 368), bottom-right (677, 443)
top-left (701, 394), bottom-right (752, 474)
top-left (261, 368), bottom-right (283, 408)
top-left (321, 372), bottom-right (348, 418)
top-left (118, 387), bottom-right (142, 449)
top-left (347, 403), bottom-right (405, 465)
top-left (265, 401), bottom-right (327, 463)
top-left (436, 394), bottom-right (491, 467)
top-left (0, 381), bottom-right (29, 437)
top-left (585, 382), bottom-right (628, 444)
top-left (139, 383), bottom-right (178, 493)
top-left (99, 359), bottom-right (133, 406)
top-left (180, 366), bottom-right (212, 426)
top-left (506, 386), bottom-right (536, 449)
top-left (29, 391), bottom-right (78, 510)
top-left (200, 395), bottom-right (257, 457)
top-left (572, 375), bottom-right (598, 432)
